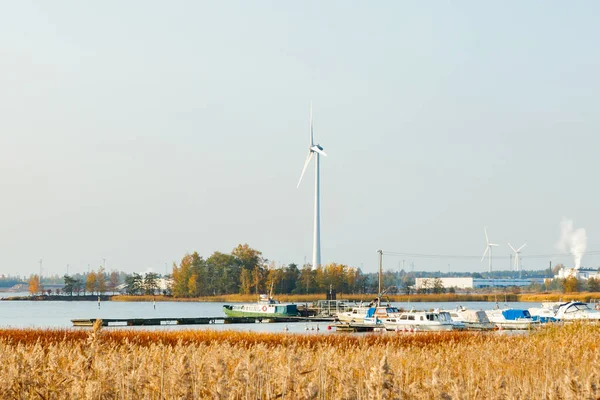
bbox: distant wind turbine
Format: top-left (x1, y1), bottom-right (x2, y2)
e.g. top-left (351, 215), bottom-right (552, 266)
top-left (297, 103), bottom-right (327, 270)
top-left (480, 228), bottom-right (499, 273)
top-left (508, 242), bottom-right (527, 272)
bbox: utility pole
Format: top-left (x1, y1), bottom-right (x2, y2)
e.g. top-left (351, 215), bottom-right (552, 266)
top-left (377, 250), bottom-right (383, 302)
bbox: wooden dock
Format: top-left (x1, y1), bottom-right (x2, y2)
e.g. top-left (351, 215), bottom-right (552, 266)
top-left (71, 316), bottom-right (336, 327)
top-left (332, 323), bottom-right (386, 332)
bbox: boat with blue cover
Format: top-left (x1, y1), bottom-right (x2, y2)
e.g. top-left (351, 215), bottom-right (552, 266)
top-left (485, 308), bottom-right (541, 330)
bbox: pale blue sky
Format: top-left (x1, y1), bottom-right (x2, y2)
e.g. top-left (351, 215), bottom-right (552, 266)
top-left (1, 2), bottom-right (599, 276)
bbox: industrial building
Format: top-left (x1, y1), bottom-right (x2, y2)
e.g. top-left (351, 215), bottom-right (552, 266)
top-left (415, 277), bottom-right (546, 290)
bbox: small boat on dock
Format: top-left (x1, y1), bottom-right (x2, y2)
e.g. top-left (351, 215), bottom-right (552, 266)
top-left (223, 294), bottom-right (299, 318)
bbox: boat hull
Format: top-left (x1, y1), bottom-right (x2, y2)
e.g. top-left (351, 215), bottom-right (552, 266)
top-left (223, 304), bottom-right (299, 318)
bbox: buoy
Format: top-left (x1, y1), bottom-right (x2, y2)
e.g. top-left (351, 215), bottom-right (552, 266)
top-left (305, 324), bottom-right (309, 331)
top-left (311, 325), bottom-right (315, 331)
top-left (403, 327), bottom-right (407, 332)
top-left (327, 325), bottom-right (332, 331)
top-left (316, 324), bottom-right (320, 331)
top-left (284, 325), bottom-right (289, 332)
top-left (395, 326), bottom-right (399, 333)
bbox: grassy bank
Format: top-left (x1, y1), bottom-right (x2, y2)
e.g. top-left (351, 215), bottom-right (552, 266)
top-left (518, 292), bottom-right (600, 303)
top-left (1, 322), bottom-right (599, 398)
top-left (16, 291), bottom-right (600, 304)
top-left (112, 293), bottom-right (521, 303)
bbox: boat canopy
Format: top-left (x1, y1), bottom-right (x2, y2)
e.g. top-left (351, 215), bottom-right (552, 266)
top-left (502, 309), bottom-right (531, 320)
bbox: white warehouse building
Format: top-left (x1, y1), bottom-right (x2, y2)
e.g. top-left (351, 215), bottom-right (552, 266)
top-left (415, 277), bottom-right (546, 290)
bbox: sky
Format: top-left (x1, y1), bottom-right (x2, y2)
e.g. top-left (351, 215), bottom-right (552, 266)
top-left (1, 2), bottom-right (599, 277)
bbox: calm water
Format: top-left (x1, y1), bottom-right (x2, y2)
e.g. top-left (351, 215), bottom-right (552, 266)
top-left (0, 292), bottom-right (541, 333)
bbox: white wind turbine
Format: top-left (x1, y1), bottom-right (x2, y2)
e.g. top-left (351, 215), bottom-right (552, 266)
top-left (481, 228), bottom-right (499, 273)
top-left (508, 242), bottom-right (527, 273)
top-left (297, 103), bottom-right (327, 270)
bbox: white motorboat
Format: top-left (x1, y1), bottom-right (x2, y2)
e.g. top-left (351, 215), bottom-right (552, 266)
top-left (382, 310), bottom-right (454, 332)
top-left (554, 301), bottom-right (600, 321)
top-left (485, 308), bottom-right (540, 330)
top-left (337, 304), bottom-right (372, 323)
top-left (528, 302), bottom-right (560, 323)
top-left (446, 307), bottom-right (495, 330)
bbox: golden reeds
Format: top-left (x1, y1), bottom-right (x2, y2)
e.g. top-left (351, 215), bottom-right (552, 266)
top-left (0, 322), bottom-right (599, 399)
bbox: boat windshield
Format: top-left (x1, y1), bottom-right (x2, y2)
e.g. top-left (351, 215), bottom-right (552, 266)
top-left (566, 303), bottom-right (592, 313)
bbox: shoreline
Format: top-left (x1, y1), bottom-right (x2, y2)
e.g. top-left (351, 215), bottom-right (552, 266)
top-left (3, 292), bottom-right (600, 303)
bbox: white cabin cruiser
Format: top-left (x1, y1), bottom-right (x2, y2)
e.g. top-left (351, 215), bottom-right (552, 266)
top-left (382, 310), bottom-right (454, 332)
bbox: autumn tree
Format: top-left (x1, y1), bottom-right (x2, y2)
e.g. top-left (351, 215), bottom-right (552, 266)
top-left (108, 271), bottom-right (120, 294)
top-left (28, 275), bottom-right (41, 295)
top-left (171, 255), bottom-right (193, 298)
top-left (232, 244), bottom-right (263, 271)
top-left (86, 271), bottom-right (98, 295)
top-left (563, 276), bottom-right (580, 293)
top-left (96, 267), bottom-right (107, 294)
top-left (240, 268), bottom-right (252, 295)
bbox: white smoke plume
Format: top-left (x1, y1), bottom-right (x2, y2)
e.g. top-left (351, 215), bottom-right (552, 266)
top-left (556, 218), bottom-right (588, 269)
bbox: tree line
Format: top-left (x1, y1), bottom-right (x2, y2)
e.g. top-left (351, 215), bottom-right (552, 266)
top-left (170, 244), bottom-right (367, 297)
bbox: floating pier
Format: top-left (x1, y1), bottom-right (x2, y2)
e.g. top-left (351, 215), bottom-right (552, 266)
top-left (71, 316), bottom-right (336, 327)
top-left (332, 323), bottom-right (386, 332)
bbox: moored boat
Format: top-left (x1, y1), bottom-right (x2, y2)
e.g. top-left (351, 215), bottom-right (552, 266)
top-left (446, 307), bottom-right (495, 331)
top-left (223, 294), bottom-right (299, 318)
top-left (554, 301), bottom-right (600, 321)
top-left (337, 304), bottom-right (372, 323)
top-left (382, 310), bottom-right (454, 332)
top-left (485, 308), bottom-right (540, 330)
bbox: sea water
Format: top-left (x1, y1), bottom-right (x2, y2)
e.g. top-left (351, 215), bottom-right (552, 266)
top-left (0, 293), bottom-right (539, 333)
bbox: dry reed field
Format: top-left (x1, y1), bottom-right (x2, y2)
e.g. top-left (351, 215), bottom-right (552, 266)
top-left (0, 321), bottom-right (599, 399)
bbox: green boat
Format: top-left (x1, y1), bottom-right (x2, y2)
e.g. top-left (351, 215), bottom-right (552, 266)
top-left (223, 294), bottom-right (299, 318)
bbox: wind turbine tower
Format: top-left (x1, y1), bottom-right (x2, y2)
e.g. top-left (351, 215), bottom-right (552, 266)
top-left (508, 242), bottom-right (527, 273)
top-left (297, 104), bottom-right (327, 270)
top-left (480, 228), bottom-right (499, 273)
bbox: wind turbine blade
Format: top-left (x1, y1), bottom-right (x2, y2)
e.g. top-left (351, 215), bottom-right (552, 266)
top-left (310, 102), bottom-right (314, 146)
top-left (297, 152), bottom-right (313, 188)
top-left (517, 243), bottom-right (527, 252)
top-left (311, 145), bottom-right (327, 156)
top-left (508, 243), bottom-right (517, 253)
top-left (490, 243), bottom-right (499, 247)
top-left (481, 247), bottom-right (489, 262)
top-left (484, 228), bottom-right (489, 244)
